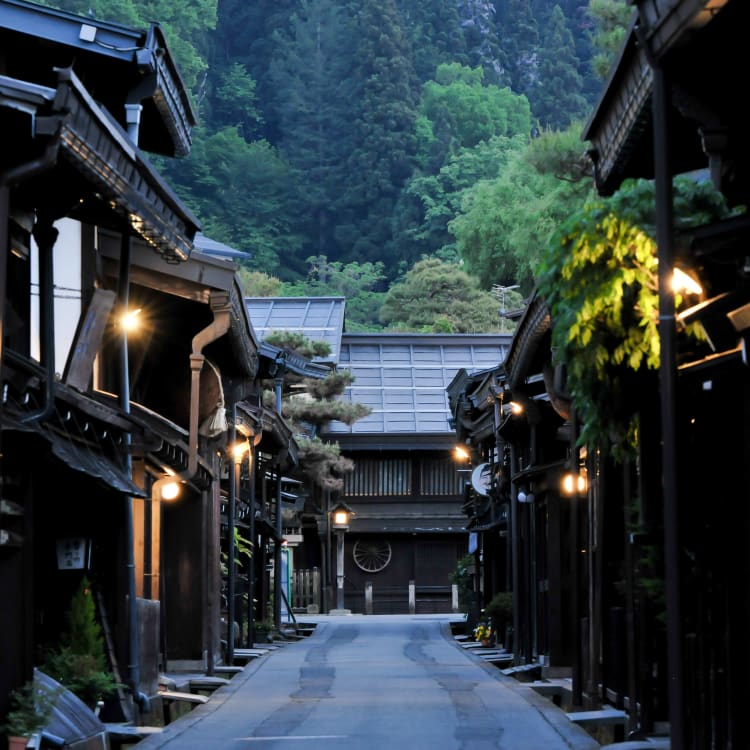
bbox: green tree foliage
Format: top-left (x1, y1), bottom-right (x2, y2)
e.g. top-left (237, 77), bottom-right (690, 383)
top-left (267, 0), bottom-right (357, 259)
top-left (391, 64), bottom-right (531, 267)
top-left (396, 0), bottom-right (468, 81)
top-left (338, 0), bottom-right (420, 265)
top-left (587, 0), bottom-right (634, 80)
top-left (396, 134), bottom-right (526, 263)
top-left (281, 256), bottom-right (388, 332)
top-left (42, 577), bottom-right (120, 709)
top-left (535, 5), bottom-right (589, 129)
top-left (497, 0), bottom-right (541, 106)
top-left (536, 177), bottom-right (733, 459)
top-left (43, 0), bottom-right (622, 322)
top-left (416, 63), bottom-right (532, 171)
top-left (211, 63), bottom-right (265, 140)
top-left (238, 270), bottom-right (284, 297)
top-left (451, 123), bottom-right (593, 291)
top-left (379, 257), bottom-right (504, 333)
top-left (162, 127), bottom-right (304, 276)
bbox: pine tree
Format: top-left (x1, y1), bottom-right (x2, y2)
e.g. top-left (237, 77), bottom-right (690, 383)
top-left (535, 5), bottom-right (588, 129)
top-left (268, 0), bottom-right (358, 260)
top-left (338, 0), bottom-right (420, 266)
top-left (497, 0), bottom-right (540, 105)
top-left (42, 576), bottom-right (119, 709)
top-left (395, 0), bottom-right (469, 81)
top-left (63, 576), bottom-right (107, 669)
top-left (262, 332), bottom-right (371, 492)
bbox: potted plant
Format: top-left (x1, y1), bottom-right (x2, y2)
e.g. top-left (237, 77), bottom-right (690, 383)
top-left (41, 576), bottom-right (120, 711)
top-left (473, 622), bottom-right (494, 647)
top-left (484, 591), bottom-right (513, 647)
top-left (2, 677), bottom-right (55, 749)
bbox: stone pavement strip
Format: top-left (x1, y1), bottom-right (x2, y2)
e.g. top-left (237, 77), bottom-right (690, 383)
top-left (131, 615), bottom-right (600, 750)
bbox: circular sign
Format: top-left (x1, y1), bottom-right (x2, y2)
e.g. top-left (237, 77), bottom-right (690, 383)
top-left (471, 463), bottom-right (492, 496)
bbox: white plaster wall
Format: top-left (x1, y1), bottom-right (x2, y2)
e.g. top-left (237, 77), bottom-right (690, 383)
top-left (30, 217), bottom-right (82, 376)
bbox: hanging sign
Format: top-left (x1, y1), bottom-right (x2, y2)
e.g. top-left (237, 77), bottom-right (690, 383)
top-left (471, 463), bottom-right (492, 496)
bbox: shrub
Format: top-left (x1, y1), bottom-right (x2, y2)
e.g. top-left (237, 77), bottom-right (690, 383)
top-left (2, 677), bottom-right (56, 738)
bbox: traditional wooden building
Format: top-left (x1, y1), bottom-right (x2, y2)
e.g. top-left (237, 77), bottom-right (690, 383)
top-left (325, 332), bottom-right (511, 614)
top-left (583, 1), bottom-right (750, 747)
top-left (245, 297), bottom-right (512, 614)
top-left (451, 3), bottom-right (750, 747)
top-left (0, 2), bottom-right (298, 740)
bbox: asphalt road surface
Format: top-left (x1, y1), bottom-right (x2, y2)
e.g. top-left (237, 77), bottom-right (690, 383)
top-left (135, 614), bottom-right (598, 750)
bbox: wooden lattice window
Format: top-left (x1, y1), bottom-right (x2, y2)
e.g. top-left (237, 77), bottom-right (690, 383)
top-left (343, 458), bottom-right (411, 496)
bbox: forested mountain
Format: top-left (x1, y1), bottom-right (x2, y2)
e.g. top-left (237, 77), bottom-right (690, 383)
top-left (41, 0), bottom-right (632, 329)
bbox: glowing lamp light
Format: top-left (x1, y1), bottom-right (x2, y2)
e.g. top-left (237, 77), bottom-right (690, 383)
top-left (331, 501), bottom-right (353, 531)
top-left (232, 441), bottom-right (249, 463)
top-left (454, 445), bottom-right (471, 462)
top-left (561, 472), bottom-right (587, 497)
top-left (509, 400), bottom-right (524, 416)
top-left (672, 267), bottom-right (703, 297)
top-left (121, 307), bottom-right (142, 332)
top-left (153, 475), bottom-right (181, 502)
top-left (160, 480), bottom-right (180, 501)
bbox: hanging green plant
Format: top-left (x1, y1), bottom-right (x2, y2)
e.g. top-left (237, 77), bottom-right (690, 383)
top-left (536, 177), bottom-right (734, 461)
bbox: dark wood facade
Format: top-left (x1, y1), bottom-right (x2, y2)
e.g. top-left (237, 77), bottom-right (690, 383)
top-left (583, 1), bottom-right (750, 746)
top-left (450, 3), bottom-right (750, 748)
top-left (325, 332), bottom-right (512, 615)
top-left (0, 2), bottom-right (300, 738)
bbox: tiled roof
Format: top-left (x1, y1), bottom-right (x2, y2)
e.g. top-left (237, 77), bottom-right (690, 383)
top-left (245, 297), bottom-right (345, 365)
top-left (326, 333), bottom-right (511, 438)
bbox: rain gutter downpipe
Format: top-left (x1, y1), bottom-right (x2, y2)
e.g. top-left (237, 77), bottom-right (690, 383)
top-left (185, 295), bottom-right (230, 676)
top-left (187, 293), bottom-right (231, 479)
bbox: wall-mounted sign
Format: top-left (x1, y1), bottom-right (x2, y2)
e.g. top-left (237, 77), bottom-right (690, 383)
top-left (471, 463), bottom-right (492, 496)
top-left (56, 538), bottom-right (90, 570)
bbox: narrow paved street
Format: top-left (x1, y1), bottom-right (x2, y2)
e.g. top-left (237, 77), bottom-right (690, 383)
top-left (134, 615), bottom-right (598, 750)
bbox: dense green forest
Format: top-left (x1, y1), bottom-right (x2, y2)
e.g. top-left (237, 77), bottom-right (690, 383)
top-left (42, 0), bottom-right (634, 331)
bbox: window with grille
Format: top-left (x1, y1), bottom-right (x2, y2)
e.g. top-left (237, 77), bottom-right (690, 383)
top-left (344, 458), bottom-right (411, 496)
top-left (420, 458), bottom-right (466, 495)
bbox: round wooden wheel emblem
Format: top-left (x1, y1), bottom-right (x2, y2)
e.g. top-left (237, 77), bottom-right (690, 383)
top-left (352, 539), bottom-right (392, 572)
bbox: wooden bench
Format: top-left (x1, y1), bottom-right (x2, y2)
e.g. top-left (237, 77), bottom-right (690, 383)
top-left (566, 707), bottom-right (628, 729)
top-left (528, 681), bottom-right (568, 701)
top-left (214, 665), bottom-right (244, 675)
top-left (479, 653), bottom-right (514, 665)
top-left (566, 707), bottom-right (627, 726)
top-left (159, 689), bottom-right (209, 724)
top-left (105, 723), bottom-right (163, 749)
top-left (188, 676), bottom-right (231, 695)
top-left (160, 690), bottom-right (209, 706)
top-left (501, 663), bottom-right (542, 681)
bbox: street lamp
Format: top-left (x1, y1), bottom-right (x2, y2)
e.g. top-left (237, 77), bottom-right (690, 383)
top-left (330, 501), bottom-right (353, 613)
top-left (227, 425), bottom-right (249, 664)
